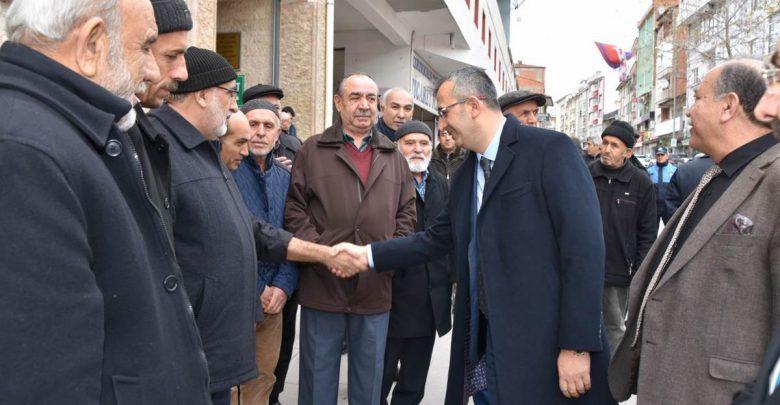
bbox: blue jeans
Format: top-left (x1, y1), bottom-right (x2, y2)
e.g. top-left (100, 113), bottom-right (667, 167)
top-left (298, 307), bottom-right (390, 405)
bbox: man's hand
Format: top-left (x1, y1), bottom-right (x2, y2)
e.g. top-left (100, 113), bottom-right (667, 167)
top-left (328, 243), bottom-right (369, 278)
top-left (274, 156), bottom-right (292, 169)
top-left (264, 286), bottom-right (288, 314)
top-left (260, 287), bottom-right (273, 312)
top-left (557, 349), bottom-right (591, 399)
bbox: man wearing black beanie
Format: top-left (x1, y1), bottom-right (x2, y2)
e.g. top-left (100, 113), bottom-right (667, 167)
top-left (588, 120), bottom-right (657, 355)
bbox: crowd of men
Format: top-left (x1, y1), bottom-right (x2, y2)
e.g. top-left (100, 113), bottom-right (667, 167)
top-left (3, 1), bottom-right (780, 405)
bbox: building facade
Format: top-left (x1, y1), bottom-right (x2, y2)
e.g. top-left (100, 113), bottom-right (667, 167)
top-left (554, 72), bottom-right (605, 141)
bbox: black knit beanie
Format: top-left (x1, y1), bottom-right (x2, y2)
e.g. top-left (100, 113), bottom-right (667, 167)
top-left (602, 120), bottom-right (636, 148)
top-left (151, 0), bottom-right (193, 34)
top-left (395, 120), bottom-right (433, 141)
top-left (173, 47), bottom-right (237, 94)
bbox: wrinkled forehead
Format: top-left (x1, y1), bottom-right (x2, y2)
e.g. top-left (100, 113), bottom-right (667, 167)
top-left (246, 108), bottom-right (279, 124)
top-left (344, 76), bottom-right (379, 95)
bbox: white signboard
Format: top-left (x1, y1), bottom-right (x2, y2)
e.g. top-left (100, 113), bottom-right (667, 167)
top-left (412, 54), bottom-right (441, 114)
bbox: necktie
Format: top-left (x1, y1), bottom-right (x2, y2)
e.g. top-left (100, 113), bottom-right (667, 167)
top-left (632, 165), bottom-right (723, 347)
top-left (476, 157), bottom-right (492, 316)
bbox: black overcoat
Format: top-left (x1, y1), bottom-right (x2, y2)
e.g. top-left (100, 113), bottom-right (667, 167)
top-left (372, 116), bottom-right (615, 404)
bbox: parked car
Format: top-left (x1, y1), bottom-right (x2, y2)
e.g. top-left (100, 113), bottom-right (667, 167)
top-left (634, 154), bottom-right (655, 168)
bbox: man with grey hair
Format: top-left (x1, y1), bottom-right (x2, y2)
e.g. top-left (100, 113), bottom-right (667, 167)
top-left (334, 66), bottom-right (614, 404)
top-left (375, 87), bottom-right (415, 141)
top-left (0, 0), bottom-right (215, 403)
top-left (610, 60), bottom-right (779, 404)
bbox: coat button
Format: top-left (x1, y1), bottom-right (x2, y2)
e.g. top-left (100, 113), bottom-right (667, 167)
top-left (163, 275), bottom-right (178, 292)
top-left (106, 140), bottom-right (122, 157)
top-left (164, 197), bottom-right (171, 209)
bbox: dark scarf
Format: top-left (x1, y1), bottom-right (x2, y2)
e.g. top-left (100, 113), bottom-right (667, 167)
top-left (375, 118), bottom-right (396, 141)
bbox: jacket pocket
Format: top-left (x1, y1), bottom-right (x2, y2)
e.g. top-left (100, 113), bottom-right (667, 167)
top-left (500, 182), bottom-right (532, 201)
top-left (112, 375), bottom-right (142, 405)
top-left (708, 356), bottom-right (760, 384)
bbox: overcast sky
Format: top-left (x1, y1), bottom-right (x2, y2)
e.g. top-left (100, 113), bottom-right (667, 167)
top-left (509, 0), bottom-right (652, 112)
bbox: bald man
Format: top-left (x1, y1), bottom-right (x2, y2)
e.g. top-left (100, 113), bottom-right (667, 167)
top-left (220, 112), bottom-right (252, 171)
top-left (375, 87), bottom-right (415, 141)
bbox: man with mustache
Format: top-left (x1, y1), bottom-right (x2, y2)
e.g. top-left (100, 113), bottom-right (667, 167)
top-left (375, 87), bottom-right (415, 141)
top-left (243, 83), bottom-right (301, 165)
top-left (0, 0), bottom-right (213, 403)
top-left (231, 99), bottom-right (298, 405)
top-left (150, 48), bottom-right (362, 405)
top-left (381, 120), bottom-right (454, 405)
top-left (220, 111), bottom-right (252, 171)
top-left (285, 73), bottom-right (417, 405)
top-left (609, 59), bottom-right (779, 405)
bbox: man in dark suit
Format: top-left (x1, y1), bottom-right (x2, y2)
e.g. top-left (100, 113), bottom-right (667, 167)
top-left (381, 121), bottom-right (454, 405)
top-left (333, 67), bottom-right (614, 404)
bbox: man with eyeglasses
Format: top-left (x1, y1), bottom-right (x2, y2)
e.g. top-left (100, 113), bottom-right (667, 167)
top-left (331, 67), bottom-right (614, 404)
top-left (498, 90), bottom-right (547, 126)
top-left (731, 47), bottom-right (780, 405)
top-left (149, 48), bottom-right (365, 405)
top-left (610, 59), bottom-right (779, 405)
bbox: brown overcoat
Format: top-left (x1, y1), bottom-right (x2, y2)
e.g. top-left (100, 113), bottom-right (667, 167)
top-left (285, 121), bottom-right (416, 314)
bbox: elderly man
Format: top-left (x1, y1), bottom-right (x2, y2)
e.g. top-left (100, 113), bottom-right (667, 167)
top-left (647, 146), bottom-right (677, 224)
top-left (732, 45), bottom-right (780, 405)
top-left (381, 120), bottom-right (454, 405)
top-left (282, 105), bottom-right (298, 138)
top-left (430, 129), bottom-right (466, 184)
top-left (285, 73), bottom-right (416, 405)
top-left (582, 137), bottom-right (601, 165)
top-left (375, 87), bottom-right (415, 141)
top-left (230, 100), bottom-right (298, 405)
top-left (149, 48), bottom-right (361, 405)
top-left (589, 120), bottom-right (657, 354)
top-left (609, 60), bottom-right (778, 405)
top-left (498, 90), bottom-right (547, 126)
top-left (243, 83), bottom-right (301, 162)
top-left (335, 67), bottom-right (614, 405)
top-left (0, 0), bottom-right (213, 403)
top-left (220, 111), bottom-right (252, 171)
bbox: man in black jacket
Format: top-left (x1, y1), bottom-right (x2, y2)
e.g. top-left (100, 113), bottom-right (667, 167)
top-left (0, 0), bottom-right (213, 403)
top-left (381, 121), bottom-right (454, 405)
top-left (664, 154), bottom-right (714, 215)
top-left (589, 120), bottom-right (657, 354)
top-left (149, 47), bottom-right (365, 405)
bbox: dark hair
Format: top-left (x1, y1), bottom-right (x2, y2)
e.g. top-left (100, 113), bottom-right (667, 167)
top-left (282, 105), bottom-right (295, 117)
top-left (435, 67), bottom-right (500, 110)
top-left (715, 62), bottom-right (769, 126)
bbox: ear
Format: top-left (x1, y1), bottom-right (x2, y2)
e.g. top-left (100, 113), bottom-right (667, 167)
top-left (196, 89), bottom-right (210, 108)
top-left (468, 96), bottom-right (481, 119)
top-left (720, 92), bottom-right (740, 123)
top-left (625, 148), bottom-right (634, 158)
top-left (73, 17), bottom-right (109, 79)
top-left (334, 94), bottom-right (344, 113)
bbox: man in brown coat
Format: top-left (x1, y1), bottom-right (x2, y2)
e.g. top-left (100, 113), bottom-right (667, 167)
top-left (609, 60), bottom-right (780, 404)
top-left (285, 73), bottom-right (416, 405)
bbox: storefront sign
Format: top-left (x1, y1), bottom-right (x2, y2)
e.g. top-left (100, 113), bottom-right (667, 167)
top-left (217, 33), bottom-right (241, 70)
top-left (412, 54), bottom-right (441, 114)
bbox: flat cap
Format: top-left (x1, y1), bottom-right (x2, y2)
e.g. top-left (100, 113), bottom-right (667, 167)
top-left (243, 84), bottom-right (284, 104)
top-left (498, 90), bottom-right (547, 111)
top-left (395, 120), bottom-right (432, 141)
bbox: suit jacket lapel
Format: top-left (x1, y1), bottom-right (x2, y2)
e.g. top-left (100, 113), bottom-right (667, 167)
top-left (655, 143), bottom-right (780, 290)
top-left (481, 120), bottom-right (517, 209)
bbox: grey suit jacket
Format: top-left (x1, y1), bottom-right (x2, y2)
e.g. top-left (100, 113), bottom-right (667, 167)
top-left (609, 142), bottom-right (780, 404)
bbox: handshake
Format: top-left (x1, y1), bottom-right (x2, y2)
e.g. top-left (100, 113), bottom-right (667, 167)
top-left (325, 243), bottom-right (371, 278)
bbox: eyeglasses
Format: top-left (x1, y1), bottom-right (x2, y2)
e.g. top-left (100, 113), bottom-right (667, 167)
top-left (216, 85), bottom-right (239, 96)
top-left (437, 96), bottom-right (486, 119)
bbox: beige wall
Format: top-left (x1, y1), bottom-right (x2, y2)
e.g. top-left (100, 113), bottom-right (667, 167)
top-left (186, 0), bottom-right (218, 49)
top-left (279, 0), bottom-right (329, 139)
top-left (217, 0), bottom-right (273, 86)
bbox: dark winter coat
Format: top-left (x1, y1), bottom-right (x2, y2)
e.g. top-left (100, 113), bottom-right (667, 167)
top-left (149, 104), bottom-right (293, 393)
top-left (665, 155), bottom-right (714, 215)
top-left (0, 42), bottom-right (210, 404)
top-left (372, 116), bottom-right (615, 404)
top-left (389, 169), bottom-right (454, 338)
top-left (590, 161), bottom-right (658, 286)
top-left (430, 144), bottom-right (467, 184)
top-left (285, 121), bottom-right (416, 314)
top-left (274, 132), bottom-right (302, 162)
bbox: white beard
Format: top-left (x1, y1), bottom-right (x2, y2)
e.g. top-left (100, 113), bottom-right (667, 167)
top-left (405, 153), bottom-right (431, 174)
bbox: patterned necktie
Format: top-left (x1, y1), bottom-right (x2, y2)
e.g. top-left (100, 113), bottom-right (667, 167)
top-left (632, 165), bottom-right (723, 347)
top-left (476, 156), bottom-right (492, 316)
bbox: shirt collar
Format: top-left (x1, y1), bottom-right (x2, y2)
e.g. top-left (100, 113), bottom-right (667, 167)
top-left (343, 132), bottom-right (373, 152)
top-left (413, 170), bottom-right (429, 186)
top-left (477, 116), bottom-right (506, 162)
top-left (719, 133), bottom-right (778, 177)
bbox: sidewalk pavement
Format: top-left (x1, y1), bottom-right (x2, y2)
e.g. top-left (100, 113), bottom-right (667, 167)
top-left (275, 309), bottom-right (637, 404)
